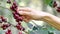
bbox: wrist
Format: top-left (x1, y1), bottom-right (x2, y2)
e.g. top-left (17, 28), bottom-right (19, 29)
top-left (40, 12), bottom-right (51, 21)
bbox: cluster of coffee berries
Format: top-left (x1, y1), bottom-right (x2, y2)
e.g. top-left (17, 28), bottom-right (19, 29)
top-left (53, 1), bottom-right (57, 8)
top-left (1, 23), bottom-right (11, 30)
top-left (0, 16), bottom-right (11, 30)
top-left (56, 7), bottom-right (60, 12)
top-left (5, 29), bottom-right (12, 34)
top-left (53, 1), bottom-right (60, 12)
top-left (7, 0), bottom-right (25, 31)
top-left (16, 22), bottom-right (25, 31)
top-left (0, 16), bottom-right (7, 23)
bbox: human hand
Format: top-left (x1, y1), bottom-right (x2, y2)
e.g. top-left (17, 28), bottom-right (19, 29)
top-left (18, 7), bottom-right (49, 22)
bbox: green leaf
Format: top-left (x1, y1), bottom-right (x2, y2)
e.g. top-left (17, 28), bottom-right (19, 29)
top-left (49, 0), bottom-right (53, 7)
top-left (44, 0), bottom-right (51, 5)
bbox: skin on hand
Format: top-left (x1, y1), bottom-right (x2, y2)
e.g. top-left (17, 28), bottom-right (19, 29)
top-left (18, 7), bottom-right (49, 22)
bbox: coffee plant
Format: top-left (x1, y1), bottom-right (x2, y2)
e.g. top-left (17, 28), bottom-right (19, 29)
top-left (0, 0), bottom-right (60, 34)
top-left (0, 0), bottom-right (27, 34)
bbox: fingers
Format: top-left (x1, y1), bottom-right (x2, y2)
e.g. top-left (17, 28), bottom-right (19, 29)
top-left (18, 11), bottom-right (31, 16)
top-left (18, 7), bottom-right (32, 16)
top-left (23, 16), bottom-right (32, 23)
top-left (23, 19), bottom-right (31, 23)
top-left (18, 7), bottom-right (31, 12)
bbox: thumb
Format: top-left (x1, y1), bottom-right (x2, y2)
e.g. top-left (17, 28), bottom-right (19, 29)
top-left (18, 11), bottom-right (31, 16)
